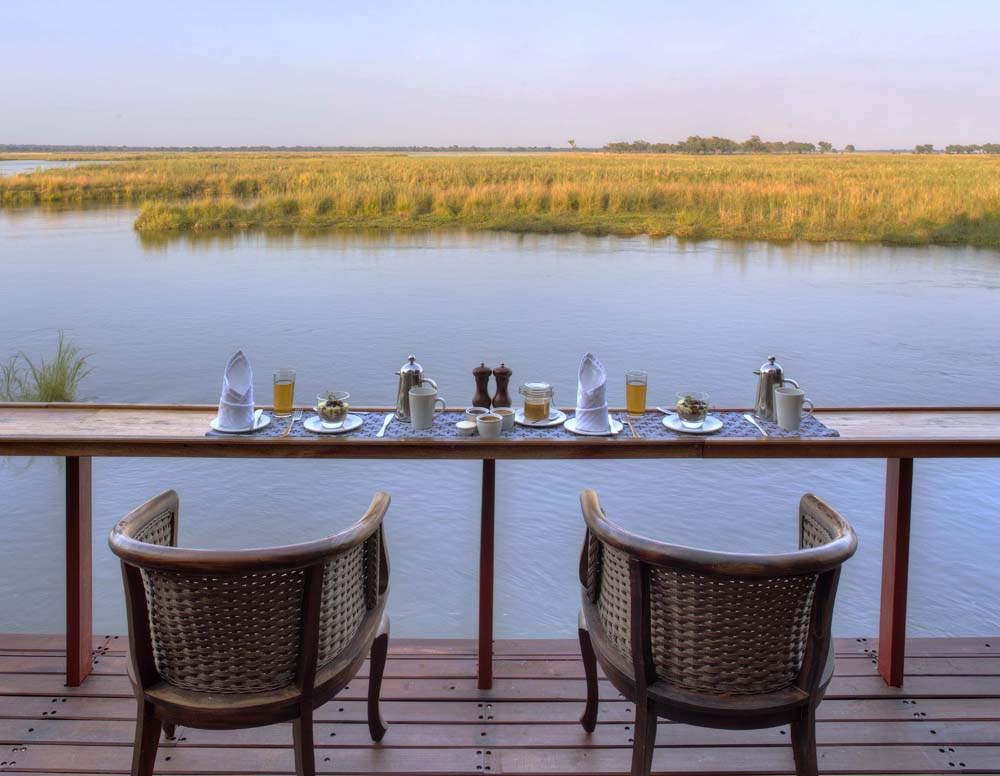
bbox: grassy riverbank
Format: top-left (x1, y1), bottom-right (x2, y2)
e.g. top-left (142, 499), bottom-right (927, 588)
top-left (2, 152), bottom-right (999, 247)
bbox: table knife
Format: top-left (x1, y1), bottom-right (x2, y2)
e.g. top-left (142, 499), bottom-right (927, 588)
top-left (376, 413), bottom-right (394, 438)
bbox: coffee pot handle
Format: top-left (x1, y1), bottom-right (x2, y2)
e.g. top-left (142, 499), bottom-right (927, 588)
top-left (783, 377), bottom-right (801, 389)
top-left (423, 377), bottom-right (438, 390)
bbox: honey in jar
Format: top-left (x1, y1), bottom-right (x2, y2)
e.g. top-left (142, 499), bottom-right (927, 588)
top-left (519, 382), bottom-right (554, 422)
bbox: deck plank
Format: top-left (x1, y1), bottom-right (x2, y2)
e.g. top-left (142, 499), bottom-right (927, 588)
top-left (6, 654), bottom-right (1000, 679)
top-left (0, 636), bottom-right (997, 775)
top-left (4, 718), bottom-right (1000, 748)
top-left (5, 673), bottom-right (1000, 701)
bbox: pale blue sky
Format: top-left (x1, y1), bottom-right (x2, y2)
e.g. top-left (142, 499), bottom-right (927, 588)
top-left (3, 0), bottom-right (998, 147)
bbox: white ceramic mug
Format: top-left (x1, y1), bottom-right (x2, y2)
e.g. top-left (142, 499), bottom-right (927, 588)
top-left (774, 385), bottom-right (814, 432)
top-left (476, 413), bottom-right (503, 438)
top-left (409, 386), bottom-right (446, 430)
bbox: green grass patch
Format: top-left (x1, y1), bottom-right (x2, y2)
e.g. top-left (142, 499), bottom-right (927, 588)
top-left (1, 333), bottom-right (93, 402)
top-left (3, 152), bottom-right (1000, 248)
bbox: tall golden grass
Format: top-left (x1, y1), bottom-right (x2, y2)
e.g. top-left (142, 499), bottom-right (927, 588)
top-left (2, 152), bottom-right (999, 246)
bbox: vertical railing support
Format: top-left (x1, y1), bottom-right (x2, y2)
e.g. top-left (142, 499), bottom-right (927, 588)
top-left (878, 457), bottom-right (913, 687)
top-left (65, 456), bottom-right (93, 686)
top-left (478, 459), bottom-right (496, 690)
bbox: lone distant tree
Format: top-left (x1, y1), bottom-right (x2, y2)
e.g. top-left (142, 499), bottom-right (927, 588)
top-left (568, 139), bottom-right (577, 151)
top-left (915, 144), bottom-right (934, 154)
top-left (845, 144), bottom-right (856, 152)
top-left (818, 141), bottom-right (833, 153)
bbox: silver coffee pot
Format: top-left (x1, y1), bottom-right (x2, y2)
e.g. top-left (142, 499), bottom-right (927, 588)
top-left (753, 356), bottom-right (799, 421)
top-left (395, 355), bottom-right (437, 423)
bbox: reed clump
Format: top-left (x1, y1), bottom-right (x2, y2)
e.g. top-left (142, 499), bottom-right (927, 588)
top-left (3, 152), bottom-right (1000, 247)
top-left (1, 333), bottom-right (93, 402)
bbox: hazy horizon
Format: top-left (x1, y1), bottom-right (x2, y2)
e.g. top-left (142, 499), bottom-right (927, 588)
top-left (3, 0), bottom-right (999, 149)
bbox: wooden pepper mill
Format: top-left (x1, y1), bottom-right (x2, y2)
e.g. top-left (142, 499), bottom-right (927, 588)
top-left (492, 362), bottom-right (512, 408)
top-left (472, 363), bottom-right (493, 409)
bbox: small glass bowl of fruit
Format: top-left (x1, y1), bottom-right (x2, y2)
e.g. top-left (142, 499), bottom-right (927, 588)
top-left (675, 392), bottom-right (711, 429)
top-left (316, 391), bottom-right (350, 429)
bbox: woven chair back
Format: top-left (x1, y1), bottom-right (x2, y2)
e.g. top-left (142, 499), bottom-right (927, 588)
top-left (111, 490), bottom-right (387, 695)
top-left (583, 492), bottom-right (856, 696)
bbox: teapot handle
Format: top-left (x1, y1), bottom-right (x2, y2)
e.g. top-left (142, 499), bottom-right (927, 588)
top-left (783, 377), bottom-right (801, 389)
top-left (422, 377), bottom-right (439, 390)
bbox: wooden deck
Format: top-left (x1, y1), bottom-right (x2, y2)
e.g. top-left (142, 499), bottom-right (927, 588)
top-left (0, 636), bottom-right (998, 774)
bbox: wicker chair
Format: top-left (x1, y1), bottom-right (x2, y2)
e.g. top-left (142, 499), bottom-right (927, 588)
top-left (577, 489), bottom-right (857, 776)
top-left (109, 490), bottom-right (391, 776)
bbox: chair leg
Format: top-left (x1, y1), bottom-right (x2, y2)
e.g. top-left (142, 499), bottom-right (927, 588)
top-left (630, 698), bottom-right (658, 776)
top-left (162, 722), bottom-right (176, 740)
top-left (367, 614), bottom-right (390, 743)
top-left (131, 699), bottom-right (162, 776)
top-left (791, 704), bottom-right (819, 776)
top-left (578, 614), bottom-right (599, 733)
top-left (293, 703), bottom-right (316, 776)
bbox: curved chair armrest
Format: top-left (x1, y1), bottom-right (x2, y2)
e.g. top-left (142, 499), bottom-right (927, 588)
top-left (113, 489), bottom-right (179, 548)
top-left (800, 493), bottom-right (858, 555)
top-left (580, 489), bottom-right (856, 577)
top-left (110, 491), bottom-right (391, 573)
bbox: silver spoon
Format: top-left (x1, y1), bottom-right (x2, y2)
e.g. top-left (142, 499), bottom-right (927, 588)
top-left (282, 408), bottom-right (303, 437)
top-left (376, 413), bottom-right (394, 438)
top-left (743, 413), bottom-right (769, 437)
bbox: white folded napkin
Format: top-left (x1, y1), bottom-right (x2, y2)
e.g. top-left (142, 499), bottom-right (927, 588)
top-left (575, 352), bottom-right (610, 432)
top-left (217, 350), bottom-right (255, 430)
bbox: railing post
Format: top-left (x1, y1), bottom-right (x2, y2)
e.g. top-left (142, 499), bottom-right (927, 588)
top-left (878, 457), bottom-right (913, 687)
top-left (478, 459), bottom-right (496, 690)
top-left (65, 456), bottom-right (93, 686)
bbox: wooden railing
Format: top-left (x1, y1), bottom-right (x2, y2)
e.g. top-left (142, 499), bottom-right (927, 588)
top-left (2, 402), bottom-right (999, 689)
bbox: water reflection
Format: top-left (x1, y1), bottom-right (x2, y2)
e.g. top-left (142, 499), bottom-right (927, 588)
top-left (1, 206), bottom-right (999, 640)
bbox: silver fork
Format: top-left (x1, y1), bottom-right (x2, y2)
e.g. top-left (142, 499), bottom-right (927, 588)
top-left (282, 408), bottom-right (303, 437)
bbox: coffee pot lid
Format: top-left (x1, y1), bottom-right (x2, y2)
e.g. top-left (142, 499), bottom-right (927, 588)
top-left (759, 355), bottom-right (782, 374)
top-left (400, 355), bottom-right (422, 374)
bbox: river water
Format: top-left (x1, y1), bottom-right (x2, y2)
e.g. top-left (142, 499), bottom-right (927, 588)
top-left (2, 171), bottom-right (999, 639)
top-left (0, 159), bottom-right (106, 177)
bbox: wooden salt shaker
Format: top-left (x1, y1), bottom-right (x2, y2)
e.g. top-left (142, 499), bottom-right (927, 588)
top-left (472, 363), bottom-right (493, 409)
top-left (492, 362), bottom-right (512, 408)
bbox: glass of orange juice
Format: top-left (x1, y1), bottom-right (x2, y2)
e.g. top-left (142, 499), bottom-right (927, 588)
top-left (625, 370), bottom-right (647, 417)
top-left (273, 368), bottom-right (296, 417)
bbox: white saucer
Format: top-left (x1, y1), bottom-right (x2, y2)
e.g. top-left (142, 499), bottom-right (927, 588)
top-left (210, 413), bottom-right (270, 433)
top-left (564, 416), bottom-right (624, 436)
top-left (662, 414), bottom-right (723, 435)
top-left (515, 408), bottom-right (567, 428)
top-left (303, 414), bottom-right (364, 435)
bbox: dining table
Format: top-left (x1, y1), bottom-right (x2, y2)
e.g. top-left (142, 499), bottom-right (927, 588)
top-left (2, 401), bottom-right (999, 691)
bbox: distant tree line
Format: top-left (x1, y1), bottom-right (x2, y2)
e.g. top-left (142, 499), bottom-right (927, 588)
top-left (0, 144), bottom-right (597, 153)
top-left (5, 141), bottom-right (999, 156)
top-left (915, 144), bottom-right (1000, 154)
top-left (944, 144), bottom-right (1000, 154)
top-left (603, 136), bottom-right (840, 154)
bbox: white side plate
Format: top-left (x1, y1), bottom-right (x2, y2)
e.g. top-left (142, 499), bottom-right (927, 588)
top-left (303, 414), bottom-right (364, 434)
top-left (210, 413), bottom-right (271, 434)
top-left (662, 414), bottom-right (723, 435)
top-left (564, 416), bottom-right (624, 436)
top-left (514, 408), bottom-right (567, 428)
